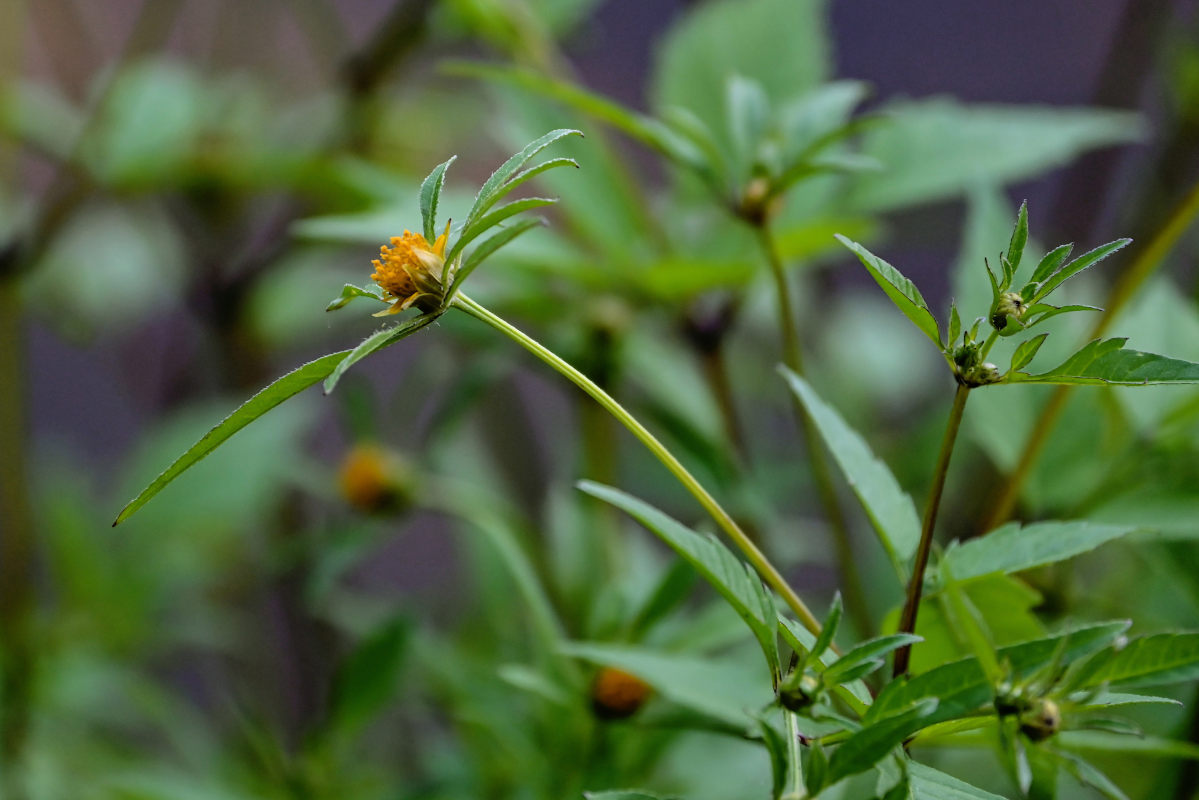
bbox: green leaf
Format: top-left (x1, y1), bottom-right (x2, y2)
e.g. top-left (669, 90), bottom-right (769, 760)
top-left (325, 282), bottom-right (384, 312)
top-left (1024, 242), bottom-right (1075, 291)
top-left (584, 792), bottom-right (681, 800)
top-left (823, 634), bottom-right (922, 685)
top-left (726, 75), bottom-right (771, 180)
top-left (419, 155), bottom-right (455, 243)
top-left (324, 616), bottom-right (410, 739)
top-left (780, 371), bottom-right (921, 570)
top-left (758, 718), bottom-right (789, 800)
top-left (447, 196), bottom-right (558, 265)
top-left (936, 520), bottom-right (1135, 583)
top-left (578, 482), bottom-right (779, 672)
top-left (322, 312), bottom-right (440, 394)
top-left (449, 218), bottom-right (546, 297)
top-left (1059, 731), bottom-right (1199, 760)
top-left (1079, 632), bottom-right (1199, 689)
top-left (1032, 238), bottom-right (1132, 302)
top-left (808, 593), bottom-right (843, 665)
top-left (846, 99), bottom-right (1143, 211)
top-left (1024, 303), bottom-right (1103, 330)
top-left (1054, 752), bottom-right (1129, 800)
top-left (465, 128), bottom-right (582, 226)
top-left (835, 235), bottom-right (941, 347)
top-left (825, 699), bottom-right (938, 786)
top-left (1005, 200), bottom-right (1029, 277)
top-left (907, 762), bottom-right (1009, 799)
top-left (1071, 691), bottom-right (1181, 710)
top-left (778, 617), bottom-right (872, 711)
top-left (112, 350), bottom-right (351, 525)
top-left (650, 0), bottom-right (828, 150)
top-left (869, 622), bottom-right (1129, 727)
top-left (561, 641), bottom-right (768, 727)
top-left (1009, 333), bottom-right (1049, 372)
top-left (1006, 338), bottom-right (1199, 385)
top-left (631, 558), bottom-right (699, 639)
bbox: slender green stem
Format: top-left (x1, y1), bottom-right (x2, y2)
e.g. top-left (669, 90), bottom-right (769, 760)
top-left (783, 710), bottom-right (806, 800)
top-left (981, 178), bottom-right (1199, 532)
top-left (893, 383), bottom-right (971, 677)
top-left (452, 293), bottom-right (823, 635)
top-left (756, 226), bottom-right (872, 636)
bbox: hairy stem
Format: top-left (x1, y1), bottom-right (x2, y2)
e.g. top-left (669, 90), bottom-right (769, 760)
top-left (981, 178), bottom-right (1199, 531)
top-left (757, 226), bottom-right (872, 636)
top-left (893, 383), bottom-right (971, 677)
top-left (453, 293), bottom-right (822, 634)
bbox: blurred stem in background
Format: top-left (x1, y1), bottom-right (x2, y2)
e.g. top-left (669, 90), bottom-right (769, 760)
top-left (757, 224), bottom-right (871, 637)
top-left (452, 293), bottom-right (823, 635)
top-left (982, 179), bottom-right (1199, 531)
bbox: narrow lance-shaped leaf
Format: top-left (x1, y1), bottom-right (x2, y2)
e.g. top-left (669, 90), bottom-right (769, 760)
top-left (447, 196), bottom-right (557, 265)
top-left (836, 234), bottom-right (941, 347)
top-left (824, 699), bottom-right (939, 786)
top-left (1005, 199), bottom-right (1029, 276)
top-left (419, 155), bottom-right (455, 244)
top-left (449, 218), bottom-right (546, 299)
top-left (113, 349), bottom-right (352, 525)
top-left (806, 593), bottom-right (842, 666)
top-left (578, 481), bottom-right (779, 673)
top-left (1023, 242), bottom-right (1074, 293)
top-left (1009, 332), bottom-right (1049, 372)
top-left (781, 370), bottom-right (921, 570)
top-left (936, 520), bottom-right (1135, 585)
top-left (1079, 632), bottom-right (1199, 690)
top-left (323, 311), bottom-right (441, 394)
top-left (1032, 238), bottom-right (1132, 302)
top-left (1005, 338), bottom-right (1199, 386)
top-left (465, 128), bottom-right (581, 225)
top-left (823, 634), bottom-right (922, 685)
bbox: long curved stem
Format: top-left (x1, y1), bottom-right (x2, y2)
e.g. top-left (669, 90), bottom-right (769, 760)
top-left (453, 293), bottom-right (822, 635)
top-left (757, 226), bottom-right (871, 636)
top-left (981, 179), bottom-right (1199, 531)
top-left (893, 383), bottom-right (971, 677)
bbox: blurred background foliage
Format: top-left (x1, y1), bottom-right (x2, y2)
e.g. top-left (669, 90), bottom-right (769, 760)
top-left (3, 0), bottom-right (1199, 798)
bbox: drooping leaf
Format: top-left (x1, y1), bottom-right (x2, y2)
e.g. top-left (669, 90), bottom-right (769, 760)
top-left (419, 155), bottom-right (455, 243)
top-left (835, 235), bottom-right (941, 347)
top-left (578, 482), bottom-right (779, 672)
top-left (1079, 632), bottom-right (1199, 690)
top-left (936, 520), bottom-right (1136, 584)
top-left (466, 128), bottom-right (582, 226)
top-left (781, 371), bottom-right (921, 570)
top-left (325, 282), bottom-right (384, 312)
top-left (113, 350), bottom-right (351, 525)
top-left (1005, 338), bottom-right (1199, 386)
top-left (322, 311), bottom-right (440, 394)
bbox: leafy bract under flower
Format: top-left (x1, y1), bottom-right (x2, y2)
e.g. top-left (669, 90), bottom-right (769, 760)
top-left (370, 222), bottom-right (452, 315)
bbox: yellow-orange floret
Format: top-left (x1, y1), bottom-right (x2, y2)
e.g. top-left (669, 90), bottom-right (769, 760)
top-left (369, 223), bottom-right (451, 314)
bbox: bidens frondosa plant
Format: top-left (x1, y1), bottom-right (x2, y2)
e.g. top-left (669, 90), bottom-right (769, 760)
top-left (115, 135), bottom-right (1199, 800)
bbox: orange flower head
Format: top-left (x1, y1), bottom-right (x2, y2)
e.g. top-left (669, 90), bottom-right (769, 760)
top-left (370, 222), bottom-right (452, 315)
top-left (591, 667), bottom-right (652, 720)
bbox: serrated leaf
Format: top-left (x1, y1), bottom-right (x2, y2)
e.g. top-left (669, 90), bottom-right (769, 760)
top-left (466, 128), bottom-right (581, 226)
top-left (825, 699), bottom-right (939, 786)
top-left (1006, 200), bottom-right (1029, 276)
top-left (112, 350), bottom-right (351, 525)
top-left (419, 155), bottom-right (455, 243)
top-left (824, 634), bottom-right (922, 685)
top-left (578, 482), bottom-right (779, 672)
top-left (1032, 238), bottom-right (1131, 302)
top-left (869, 622), bottom-right (1129, 727)
top-left (836, 235), bottom-right (941, 347)
top-left (781, 371), bottom-right (921, 569)
top-left (447, 196), bottom-right (557, 265)
top-left (1071, 691), bottom-right (1181, 710)
top-left (1005, 338), bottom-right (1199, 385)
top-left (325, 282), bottom-right (384, 312)
top-left (322, 312), bottom-right (440, 394)
top-left (1009, 333), bottom-right (1049, 372)
top-left (1079, 632), bottom-right (1199, 689)
top-left (449, 218), bottom-right (546, 297)
top-left (938, 520), bottom-right (1135, 583)
top-left (1024, 242), bottom-right (1075, 291)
